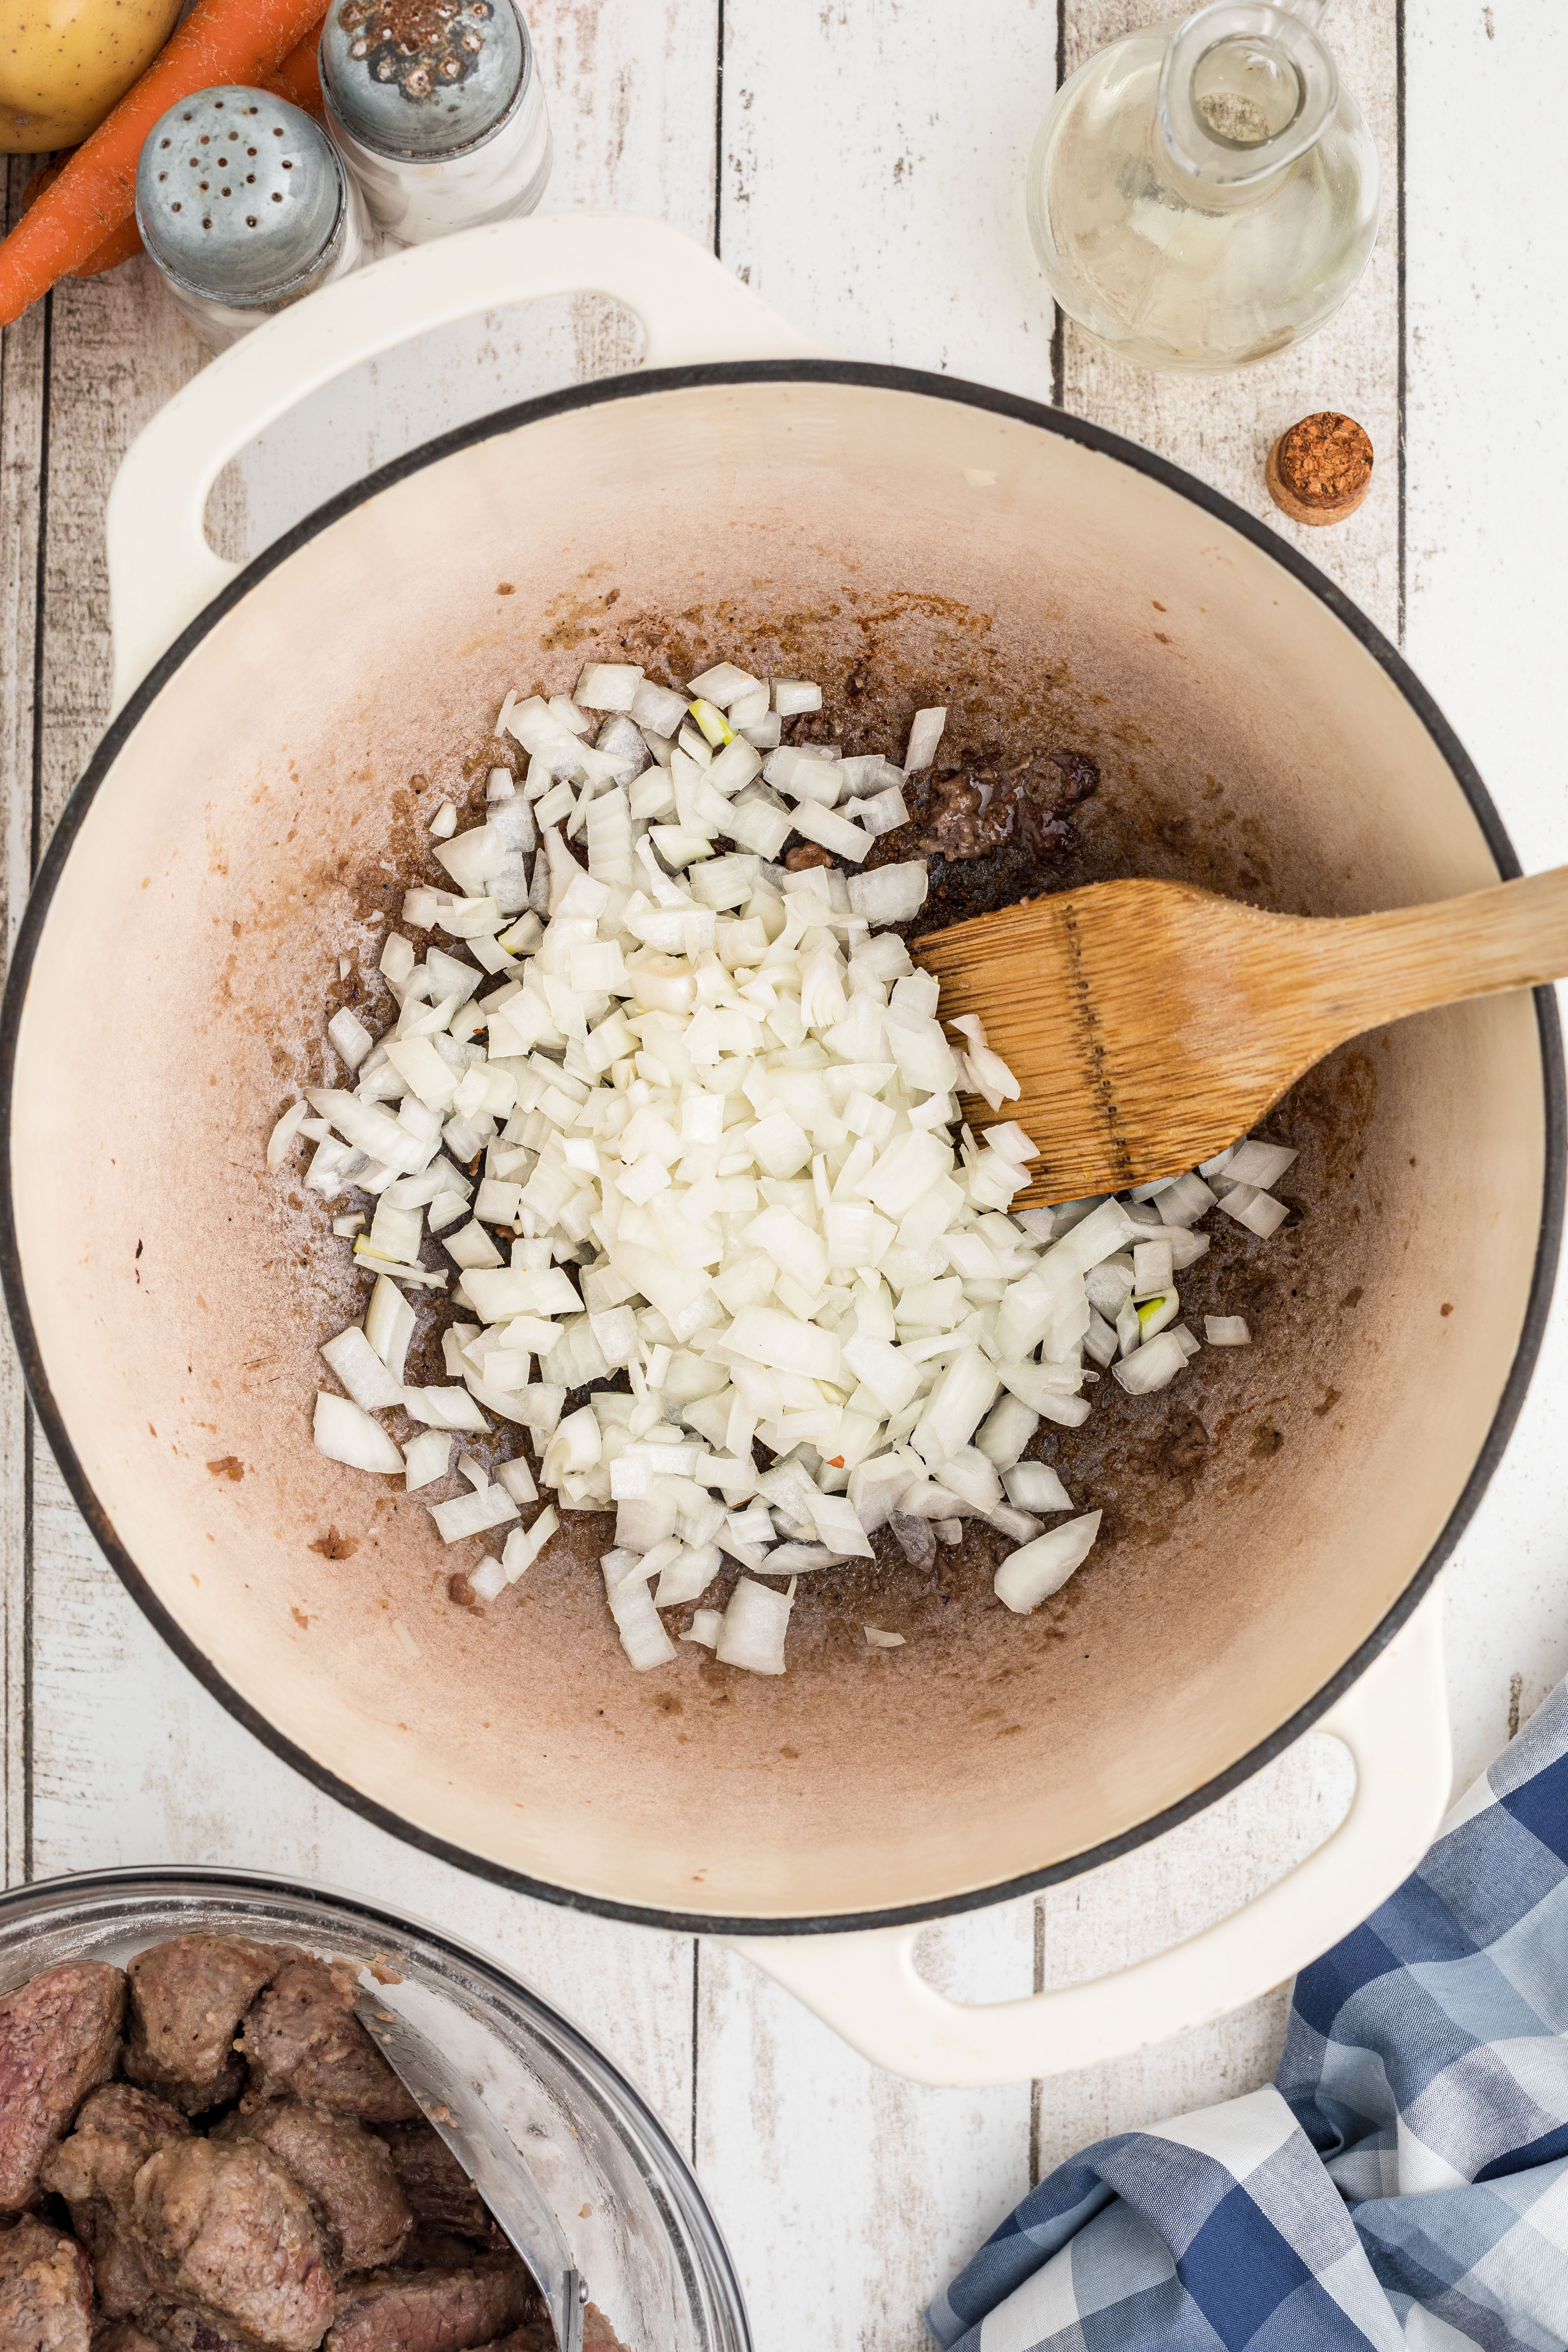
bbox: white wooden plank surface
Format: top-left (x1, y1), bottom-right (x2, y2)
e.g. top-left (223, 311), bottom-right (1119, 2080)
top-left (699, 1911), bottom-right (1033, 2351)
top-left (720, 0), bottom-right (1060, 398)
top-left (1402, 0), bottom-right (1568, 1794)
top-left (0, 159), bottom-right (43, 1888)
top-left (2, 3), bottom-right (1565, 2347)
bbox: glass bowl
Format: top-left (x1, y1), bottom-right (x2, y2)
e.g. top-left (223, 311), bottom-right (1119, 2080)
top-left (0, 1866), bottom-right (749, 2352)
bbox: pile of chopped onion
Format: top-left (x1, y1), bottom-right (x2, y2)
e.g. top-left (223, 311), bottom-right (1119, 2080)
top-left (273, 657), bottom-right (1298, 1677)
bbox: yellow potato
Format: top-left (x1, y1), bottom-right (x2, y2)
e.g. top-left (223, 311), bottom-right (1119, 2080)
top-left (1, 0), bottom-right (182, 154)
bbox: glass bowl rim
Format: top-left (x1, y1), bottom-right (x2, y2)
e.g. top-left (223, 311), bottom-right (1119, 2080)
top-left (0, 1861), bottom-right (752, 2351)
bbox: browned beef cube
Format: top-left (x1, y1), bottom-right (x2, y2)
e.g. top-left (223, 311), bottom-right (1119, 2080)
top-left (0, 2217), bottom-right (93, 2352)
top-left (139, 2306), bottom-right (256, 2352)
top-left (126, 1940), bottom-right (284, 2115)
top-left (368, 2129), bottom-right (494, 2247)
top-left (240, 1964), bottom-right (415, 2126)
top-left (477, 2317), bottom-right (626, 2352)
top-left (95, 2325), bottom-right (166, 2352)
top-left (0, 1963), bottom-right (126, 2211)
top-left (40, 2082), bottom-right (193, 2199)
top-left (455, 2295), bottom-right (633, 2351)
top-left (38, 2084), bottom-right (192, 2319)
top-left (326, 2258), bottom-right (532, 2352)
top-left (137, 2304), bottom-right (250, 2352)
top-left (129, 2139), bottom-right (334, 2352)
top-left (215, 2109), bottom-right (410, 2276)
top-left (580, 2312), bottom-right (628, 2352)
top-left (394, 2236), bottom-right (481, 2278)
top-left (466, 2322), bottom-right (552, 2352)
top-left (478, 2304), bottom-right (628, 2352)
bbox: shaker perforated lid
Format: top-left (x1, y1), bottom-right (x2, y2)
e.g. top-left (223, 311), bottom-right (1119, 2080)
top-left (135, 88), bottom-right (344, 302)
top-left (320, 0), bottom-right (526, 160)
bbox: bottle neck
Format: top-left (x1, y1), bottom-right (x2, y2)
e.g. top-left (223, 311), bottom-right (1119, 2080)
top-left (1157, 0), bottom-right (1338, 194)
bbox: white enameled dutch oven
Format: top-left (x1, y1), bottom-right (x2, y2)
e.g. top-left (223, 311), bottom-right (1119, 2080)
top-left (2, 216), bottom-right (1559, 2089)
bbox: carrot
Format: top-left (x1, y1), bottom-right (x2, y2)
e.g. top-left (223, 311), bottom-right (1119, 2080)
top-left (268, 23), bottom-right (325, 118)
top-left (0, 0), bottom-right (330, 325)
top-left (23, 153), bottom-right (142, 278)
top-left (62, 21), bottom-right (328, 286)
top-left (19, 156), bottom-right (68, 218)
top-left (72, 218), bottom-right (145, 279)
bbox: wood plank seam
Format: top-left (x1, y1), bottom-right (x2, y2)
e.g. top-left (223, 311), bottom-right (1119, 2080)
top-left (691, 1937), bottom-right (701, 2164)
top-left (1051, 0), bottom-right (1066, 408)
top-left (23, 266), bottom-right (49, 1891)
top-left (28, 297), bottom-right (51, 881)
top-left (0, 158), bottom-right (46, 1891)
top-left (1029, 1899), bottom-right (1046, 2184)
top-left (1038, 0), bottom-right (1067, 2175)
top-left (713, 0), bottom-right (725, 259)
top-left (1395, 0), bottom-right (1407, 646)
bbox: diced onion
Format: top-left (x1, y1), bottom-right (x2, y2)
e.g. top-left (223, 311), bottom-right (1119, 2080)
top-left (402, 1430), bottom-right (453, 1491)
top-left (313, 1391), bottom-right (403, 1475)
top-left (847, 861), bottom-right (928, 925)
top-left (1224, 1140), bottom-right (1297, 1189)
top-left (428, 1482), bottom-right (520, 1544)
top-left (503, 1506), bottom-right (558, 1580)
top-left (575, 663), bottom-right (643, 712)
top-left (602, 1550), bottom-right (677, 1668)
top-left (1112, 1331), bottom-right (1189, 1395)
top-left (468, 1556), bottom-right (508, 1601)
top-left (365, 1275), bottom-right (415, 1383)
top-left (267, 1100), bottom-right (310, 1169)
top-left (321, 1324), bottom-right (407, 1413)
top-left (994, 1511), bottom-right (1102, 1613)
top-left (1002, 1460), bottom-right (1072, 1512)
top-left (328, 1008), bottom-right (375, 1072)
top-left (903, 706), bottom-right (947, 774)
top-left (272, 649), bottom-right (1310, 1685)
top-left (1132, 1239), bottom-right (1174, 1298)
top-left (716, 1576), bottom-right (792, 1674)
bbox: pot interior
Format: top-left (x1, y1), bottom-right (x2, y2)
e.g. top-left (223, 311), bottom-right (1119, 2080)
top-left (7, 374), bottom-right (1547, 1924)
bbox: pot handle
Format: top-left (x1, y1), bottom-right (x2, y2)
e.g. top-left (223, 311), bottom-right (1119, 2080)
top-left (719, 1589), bottom-right (1450, 2087)
top-left (106, 211), bottom-right (825, 715)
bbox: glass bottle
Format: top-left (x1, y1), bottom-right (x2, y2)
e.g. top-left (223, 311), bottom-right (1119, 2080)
top-left (1025, 0), bottom-right (1380, 374)
top-left (319, 0), bottom-right (551, 249)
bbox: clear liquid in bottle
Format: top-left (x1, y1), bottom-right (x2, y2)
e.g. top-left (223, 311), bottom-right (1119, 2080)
top-left (1026, 0), bottom-right (1380, 374)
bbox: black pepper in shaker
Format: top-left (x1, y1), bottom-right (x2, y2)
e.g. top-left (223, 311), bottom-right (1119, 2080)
top-left (135, 85), bottom-right (372, 350)
top-left (319, 0), bottom-right (551, 247)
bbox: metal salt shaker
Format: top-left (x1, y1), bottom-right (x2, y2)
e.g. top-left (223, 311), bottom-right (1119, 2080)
top-left (319, 0), bottom-right (551, 248)
top-left (136, 87), bottom-right (372, 350)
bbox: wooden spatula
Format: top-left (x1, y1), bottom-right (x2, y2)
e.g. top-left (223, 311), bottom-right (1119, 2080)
top-left (915, 871), bottom-right (1568, 1205)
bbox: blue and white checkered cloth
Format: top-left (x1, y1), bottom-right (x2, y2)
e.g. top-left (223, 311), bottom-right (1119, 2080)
top-left (929, 1676), bottom-right (1568, 2351)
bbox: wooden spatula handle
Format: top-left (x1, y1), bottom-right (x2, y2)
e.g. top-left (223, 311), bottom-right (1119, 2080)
top-left (1302, 865), bottom-right (1568, 1042)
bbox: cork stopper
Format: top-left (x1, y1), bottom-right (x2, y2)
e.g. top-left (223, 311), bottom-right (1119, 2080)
top-left (1266, 412), bottom-right (1374, 527)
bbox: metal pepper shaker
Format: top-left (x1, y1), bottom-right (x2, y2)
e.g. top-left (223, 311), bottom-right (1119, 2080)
top-left (318, 0), bottom-right (551, 248)
top-left (136, 86), bottom-right (372, 350)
